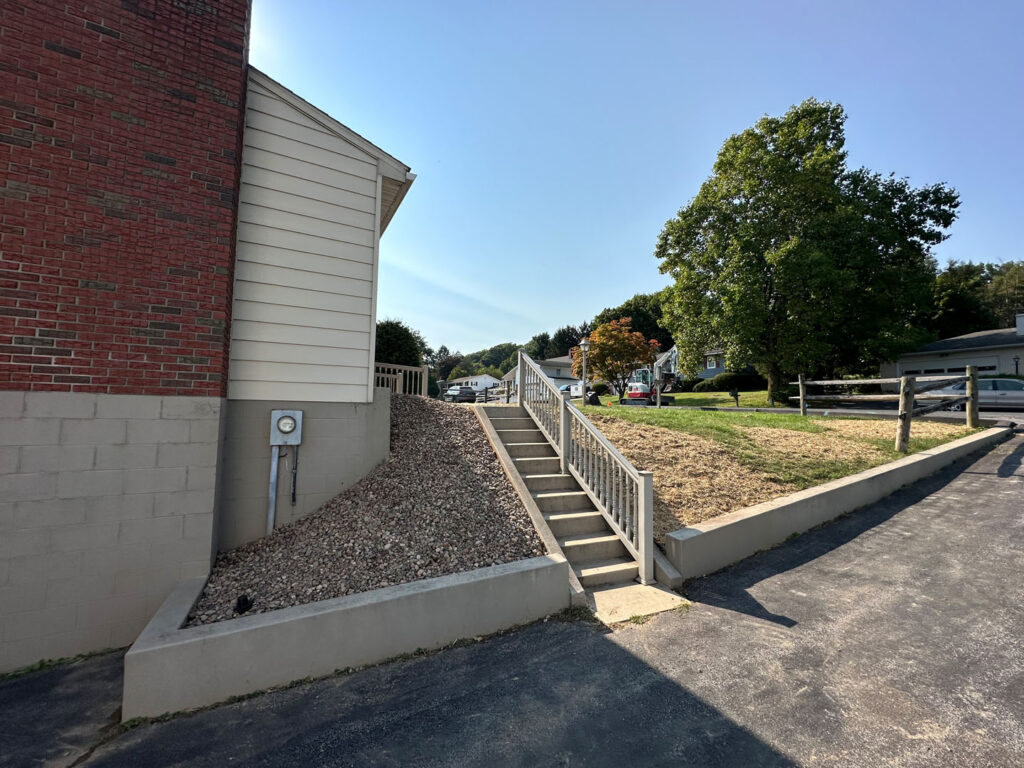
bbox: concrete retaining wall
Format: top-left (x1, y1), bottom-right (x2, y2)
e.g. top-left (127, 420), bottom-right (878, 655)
top-left (0, 392), bottom-right (222, 673)
top-left (122, 553), bottom-right (570, 720)
top-left (666, 427), bottom-right (1011, 581)
top-left (217, 389), bottom-right (390, 550)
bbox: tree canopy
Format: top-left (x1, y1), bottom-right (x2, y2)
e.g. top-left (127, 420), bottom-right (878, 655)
top-left (656, 98), bottom-right (959, 395)
top-left (593, 292), bottom-right (674, 352)
top-left (374, 319), bottom-right (423, 367)
top-left (571, 318), bottom-right (658, 396)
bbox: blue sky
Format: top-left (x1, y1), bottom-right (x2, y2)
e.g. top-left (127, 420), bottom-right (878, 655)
top-left (250, 0), bottom-right (1023, 354)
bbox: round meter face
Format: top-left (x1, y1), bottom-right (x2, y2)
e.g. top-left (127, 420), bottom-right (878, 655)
top-left (277, 415), bottom-right (297, 434)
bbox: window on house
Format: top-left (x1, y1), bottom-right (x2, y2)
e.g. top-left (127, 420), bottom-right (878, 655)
top-left (947, 367), bottom-right (966, 373)
top-left (923, 368), bottom-right (945, 374)
top-left (978, 366), bottom-right (997, 372)
top-left (903, 370), bottom-right (921, 374)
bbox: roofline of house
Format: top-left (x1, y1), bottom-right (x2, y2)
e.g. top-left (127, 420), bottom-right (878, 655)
top-left (903, 341), bottom-right (1024, 357)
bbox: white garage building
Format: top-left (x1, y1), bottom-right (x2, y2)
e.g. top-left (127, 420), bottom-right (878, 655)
top-left (882, 313), bottom-right (1024, 378)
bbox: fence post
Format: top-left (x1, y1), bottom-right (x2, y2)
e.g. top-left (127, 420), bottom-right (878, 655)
top-left (966, 365), bottom-right (978, 428)
top-left (516, 352), bottom-right (525, 407)
top-left (559, 391), bottom-right (571, 474)
top-left (798, 374), bottom-right (807, 416)
top-left (637, 471), bottom-right (654, 585)
top-left (895, 375), bottom-right (915, 452)
top-left (421, 365), bottom-right (429, 397)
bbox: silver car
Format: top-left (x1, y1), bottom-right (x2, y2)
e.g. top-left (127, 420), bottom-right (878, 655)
top-left (937, 378), bottom-right (1024, 410)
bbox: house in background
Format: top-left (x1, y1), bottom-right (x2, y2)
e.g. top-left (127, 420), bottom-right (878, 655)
top-left (0, 0), bottom-right (413, 672)
top-left (882, 313), bottom-right (1024, 379)
top-left (504, 354), bottom-right (580, 390)
top-left (698, 349), bottom-right (727, 379)
top-left (446, 373), bottom-right (502, 391)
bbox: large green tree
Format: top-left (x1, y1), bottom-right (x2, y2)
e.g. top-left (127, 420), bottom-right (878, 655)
top-left (930, 261), bottom-right (998, 340)
top-left (374, 319), bottom-right (424, 367)
top-left (656, 99), bottom-right (959, 396)
top-left (986, 261), bottom-right (1024, 327)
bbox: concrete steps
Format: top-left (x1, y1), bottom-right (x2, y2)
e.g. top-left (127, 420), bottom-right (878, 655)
top-left (487, 407), bottom-right (642, 590)
top-left (574, 558), bottom-right (639, 588)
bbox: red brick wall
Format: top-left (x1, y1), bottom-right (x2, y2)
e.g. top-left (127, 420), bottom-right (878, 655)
top-left (0, 0), bottom-right (250, 395)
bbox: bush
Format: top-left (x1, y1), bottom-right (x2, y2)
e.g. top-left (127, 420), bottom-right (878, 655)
top-left (591, 382), bottom-right (610, 396)
top-left (674, 377), bottom-right (701, 393)
top-left (692, 378), bottom-right (717, 392)
top-left (710, 371), bottom-right (767, 392)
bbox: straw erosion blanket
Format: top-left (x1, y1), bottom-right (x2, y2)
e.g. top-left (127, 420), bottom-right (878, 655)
top-left (584, 413), bottom-right (972, 544)
top-left (584, 414), bottom-right (796, 543)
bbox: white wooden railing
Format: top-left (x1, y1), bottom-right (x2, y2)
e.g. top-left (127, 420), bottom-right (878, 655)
top-left (517, 351), bottom-right (653, 583)
top-left (374, 362), bottom-right (429, 396)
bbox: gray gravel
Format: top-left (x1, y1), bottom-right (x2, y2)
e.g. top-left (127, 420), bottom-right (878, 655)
top-left (187, 396), bottom-right (544, 626)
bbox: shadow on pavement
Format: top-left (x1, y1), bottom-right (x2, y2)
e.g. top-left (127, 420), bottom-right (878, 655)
top-left (82, 621), bottom-right (794, 767)
top-left (0, 650), bottom-right (124, 768)
top-left (685, 454), bottom-right (967, 627)
top-left (996, 442), bottom-right (1024, 478)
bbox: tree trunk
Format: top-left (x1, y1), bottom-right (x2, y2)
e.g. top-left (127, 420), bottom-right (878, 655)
top-left (765, 361), bottom-right (783, 407)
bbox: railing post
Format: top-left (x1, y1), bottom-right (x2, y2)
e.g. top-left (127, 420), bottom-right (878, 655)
top-left (966, 365), bottom-right (979, 428)
top-left (559, 391), bottom-right (571, 474)
top-left (798, 374), bottom-right (807, 416)
top-left (637, 471), bottom-right (654, 584)
top-left (895, 375), bottom-right (915, 452)
top-left (516, 352), bottom-right (525, 407)
top-left (421, 365), bottom-right (429, 397)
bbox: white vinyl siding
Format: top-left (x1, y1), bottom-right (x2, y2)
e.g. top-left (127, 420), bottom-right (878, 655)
top-left (228, 75), bottom-right (381, 403)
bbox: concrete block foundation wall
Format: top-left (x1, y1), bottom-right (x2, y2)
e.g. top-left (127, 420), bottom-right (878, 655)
top-left (217, 389), bottom-right (391, 550)
top-left (0, 391), bottom-right (223, 672)
top-left (0, 0), bottom-right (249, 670)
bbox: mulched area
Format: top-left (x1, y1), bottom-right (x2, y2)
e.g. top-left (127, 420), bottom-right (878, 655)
top-left (187, 396), bottom-right (544, 626)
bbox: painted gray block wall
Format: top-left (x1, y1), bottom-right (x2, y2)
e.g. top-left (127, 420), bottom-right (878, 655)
top-left (217, 388), bottom-right (390, 550)
top-left (0, 392), bottom-right (223, 673)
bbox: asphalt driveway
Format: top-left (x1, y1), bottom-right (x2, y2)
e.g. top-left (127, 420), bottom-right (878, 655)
top-left (5, 434), bottom-right (1023, 767)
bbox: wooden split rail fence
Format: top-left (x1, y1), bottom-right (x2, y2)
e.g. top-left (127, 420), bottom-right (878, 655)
top-left (792, 367), bottom-right (980, 452)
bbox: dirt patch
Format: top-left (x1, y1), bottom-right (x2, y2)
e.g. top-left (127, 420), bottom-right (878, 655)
top-left (187, 396), bottom-right (544, 626)
top-left (585, 414), bottom-right (796, 543)
top-left (741, 426), bottom-right (886, 464)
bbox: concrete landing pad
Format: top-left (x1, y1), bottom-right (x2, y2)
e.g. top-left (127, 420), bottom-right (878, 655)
top-left (588, 583), bottom-right (687, 624)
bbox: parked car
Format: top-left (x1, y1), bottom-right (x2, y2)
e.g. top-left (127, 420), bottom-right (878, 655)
top-left (443, 386), bottom-right (478, 403)
top-left (935, 378), bottom-right (1024, 410)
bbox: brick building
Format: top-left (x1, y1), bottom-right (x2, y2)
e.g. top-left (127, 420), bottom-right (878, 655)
top-left (1, 0), bottom-right (413, 671)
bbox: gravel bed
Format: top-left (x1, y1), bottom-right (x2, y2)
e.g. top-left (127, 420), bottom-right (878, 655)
top-left (187, 396), bottom-right (544, 626)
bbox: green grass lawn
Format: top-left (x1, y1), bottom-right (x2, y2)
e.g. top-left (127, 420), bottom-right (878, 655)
top-left (580, 390), bottom-right (780, 409)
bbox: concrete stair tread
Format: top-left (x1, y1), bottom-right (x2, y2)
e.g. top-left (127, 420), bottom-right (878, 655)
top-left (532, 490), bottom-right (589, 500)
top-left (513, 457), bottom-right (560, 467)
top-left (573, 558), bottom-right (639, 584)
top-left (545, 510), bottom-right (604, 523)
top-left (559, 532), bottom-right (621, 547)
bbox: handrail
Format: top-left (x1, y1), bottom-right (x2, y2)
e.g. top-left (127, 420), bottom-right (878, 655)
top-left (517, 352), bottom-right (562, 445)
top-left (517, 351), bottom-right (653, 583)
top-left (374, 362), bottom-right (429, 396)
